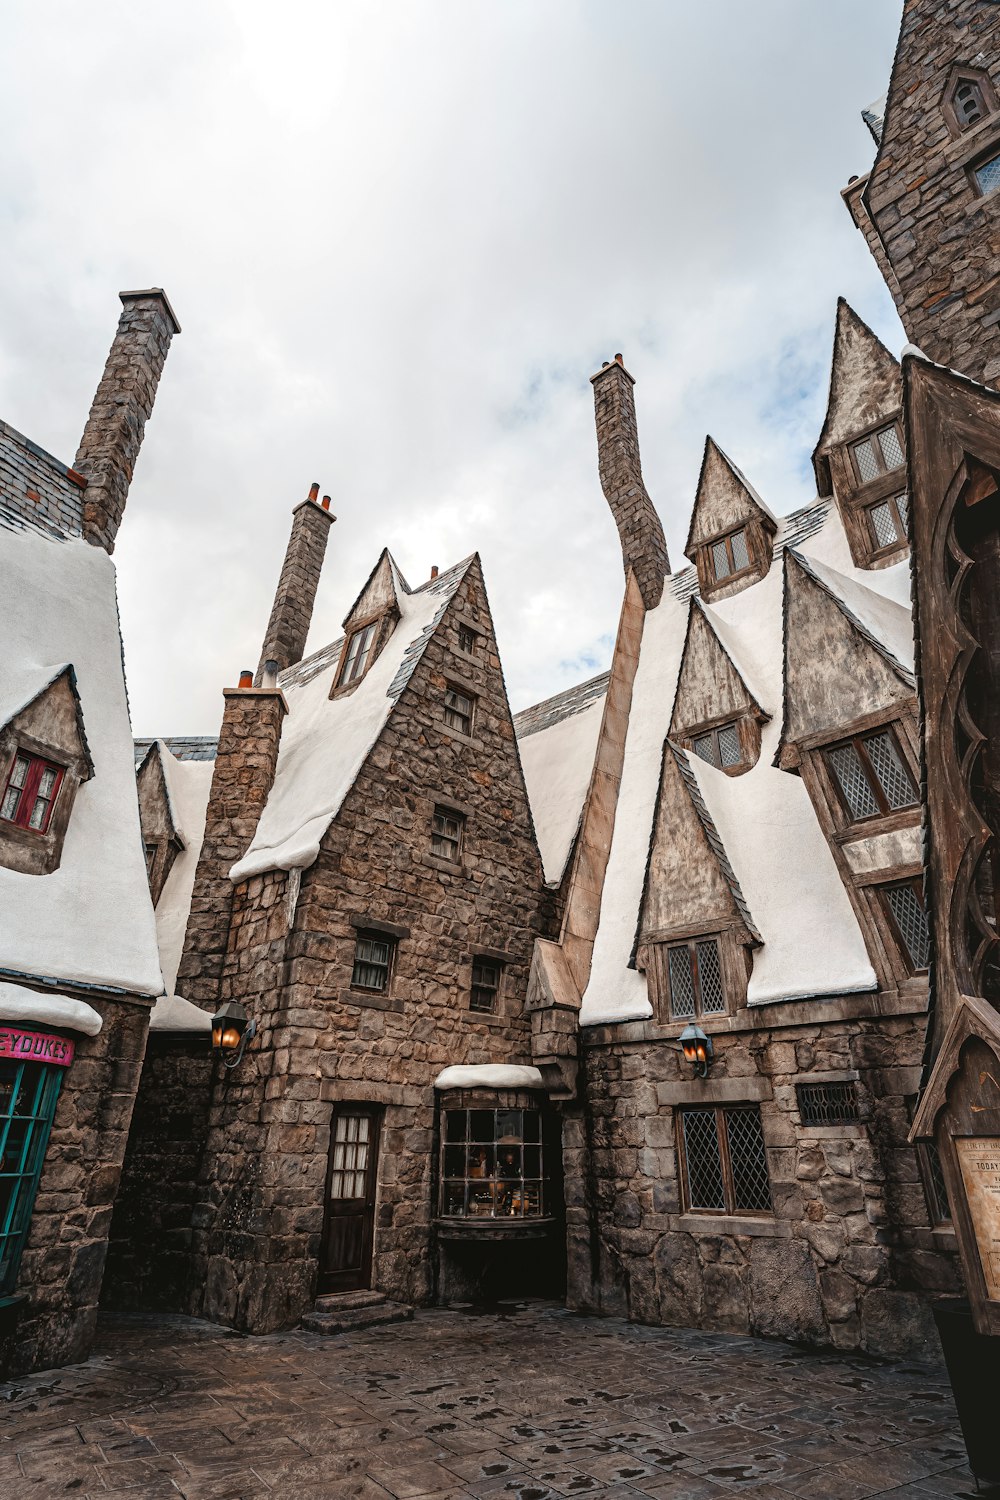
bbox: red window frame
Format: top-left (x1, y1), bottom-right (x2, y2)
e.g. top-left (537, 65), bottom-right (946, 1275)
top-left (0, 752), bottom-right (64, 834)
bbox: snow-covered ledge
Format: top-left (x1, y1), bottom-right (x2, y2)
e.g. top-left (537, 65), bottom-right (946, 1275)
top-left (0, 980), bottom-right (103, 1036)
top-left (150, 992), bottom-right (212, 1034)
top-left (434, 1064), bottom-right (545, 1091)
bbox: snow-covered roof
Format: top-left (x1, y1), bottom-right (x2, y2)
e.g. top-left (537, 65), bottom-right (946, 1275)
top-left (0, 980), bottom-right (102, 1036)
top-left (146, 746), bottom-right (214, 1019)
top-left (514, 674), bottom-right (607, 886)
top-left (230, 554), bottom-right (475, 882)
top-left (862, 93), bottom-right (887, 146)
top-left (0, 510), bottom-right (163, 997)
top-left (580, 496), bottom-right (912, 1025)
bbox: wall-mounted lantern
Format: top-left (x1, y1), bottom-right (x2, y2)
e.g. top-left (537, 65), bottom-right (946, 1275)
top-left (677, 1023), bottom-right (713, 1078)
top-left (211, 1001), bottom-right (257, 1070)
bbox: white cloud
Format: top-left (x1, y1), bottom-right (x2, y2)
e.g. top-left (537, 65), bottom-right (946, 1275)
top-left (0, 0), bottom-right (905, 734)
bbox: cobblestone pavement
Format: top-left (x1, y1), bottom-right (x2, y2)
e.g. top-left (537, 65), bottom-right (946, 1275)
top-left (0, 1303), bottom-right (992, 1500)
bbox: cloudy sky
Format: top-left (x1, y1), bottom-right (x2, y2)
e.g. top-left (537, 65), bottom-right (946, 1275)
top-left (1, 1), bottom-right (904, 736)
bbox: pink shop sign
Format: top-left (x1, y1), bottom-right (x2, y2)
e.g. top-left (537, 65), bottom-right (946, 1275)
top-left (0, 1028), bottom-right (75, 1067)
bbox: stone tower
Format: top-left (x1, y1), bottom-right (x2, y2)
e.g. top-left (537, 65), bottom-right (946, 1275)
top-left (844, 0), bottom-right (1000, 384)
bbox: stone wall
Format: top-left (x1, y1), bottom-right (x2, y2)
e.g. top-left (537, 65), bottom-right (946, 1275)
top-left (566, 999), bottom-right (961, 1359)
top-left (850, 0), bottom-right (1000, 385)
top-left (102, 1034), bottom-right (213, 1314)
top-left (3, 997), bottom-right (151, 1377)
top-left (186, 557), bottom-right (557, 1333)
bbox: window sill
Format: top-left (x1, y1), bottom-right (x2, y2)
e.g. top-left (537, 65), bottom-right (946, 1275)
top-left (435, 1215), bottom-right (556, 1241)
top-left (672, 1213), bottom-right (787, 1239)
top-left (422, 852), bottom-right (467, 876)
top-left (340, 988), bottom-right (404, 1014)
top-left (439, 728), bottom-right (482, 752)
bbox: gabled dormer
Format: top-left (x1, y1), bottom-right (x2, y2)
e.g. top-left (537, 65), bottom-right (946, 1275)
top-left (0, 665), bottom-right (93, 876)
top-left (684, 439), bottom-right (777, 602)
top-left (812, 301), bottom-right (906, 571)
top-left (668, 601), bottom-right (769, 774)
top-left (330, 549), bottom-right (407, 697)
top-left (635, 741), bottom-right (760, 1024)
top-left (136, 740), bottom-right (186, 905)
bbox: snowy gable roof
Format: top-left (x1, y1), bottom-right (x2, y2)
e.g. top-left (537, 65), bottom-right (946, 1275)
top-left (1, 664), bottom-right (94, 780)
top-left (515, 673), bottom-right (607, 886)
top-left (229, 553), bottom-right (475, 882)
top-left (684, 438), bottom-right (777, 558)
top-left (668, 599), bottom-right (767, 738)
top-left (147, 747), bottom-right (214, 999)
top-left (0, 512), bottom-right (162, 996)
top-left (862, 93), bottom-right (887, 146)
top-left (581, 501), bottom-right (888, 1025)
top-left (342, 547), bottom-right (406, 632)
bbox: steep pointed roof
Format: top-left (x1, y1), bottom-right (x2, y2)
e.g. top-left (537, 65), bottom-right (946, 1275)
top-left (812, 299), bottom-right (902, 490)
top-left (342, 547), bottom-right (408, 631)
top-left (229, 553), bottom-right (476, 882)
top-left (669, 598), bottom-right (768, 739)
top-left (684, 437), bottom-right (777, 559)
top-left (669, 744), bottom-right (761, 942)
top-left (1, 663), bottom-right (94, 780)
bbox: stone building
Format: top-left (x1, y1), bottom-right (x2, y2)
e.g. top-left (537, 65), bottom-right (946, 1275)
top-left (0, 290), bottom-right (179, 1376)
top-left (100, 0), bottom-right (1000, 1362)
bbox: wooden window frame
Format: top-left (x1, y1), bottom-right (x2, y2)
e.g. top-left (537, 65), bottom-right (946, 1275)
top-left (707, 525), bottom-right (752, 585)
top-left (350, 930), bottom-right (397, 994)
top-left (942, 65), bottom-right (999, 140)
top-left (659, 935), bottom-right (727, 1022)
top-left (676, 1103), bottom-right (773, 1218)
top-left (439, 1103), bottom-right (548, 1220)
top-left (822, 723), bottom-right (919, 827)
top-left (0, 752), bottom-right (64, 835)
top-left (876, 876), bottom-right (931, 975)
top-left (848, 421), bottom-right (905, 490)
top-left (444, 684), bottom-right (476, 738)
top-left (969, 142), bottom-right (1000, 200)
top-left (863, 492), bottom-right (909, 558)
top-left (689, 720), bottom-right (745, 773)
top-left (470, 957), bottom-right (503, 1014)
top-left (431, 805), bottom-right (465, 863)
top-left (457, 624), bottom-right (479, 656)
top-left (339, 621), bottom-right (378, 687)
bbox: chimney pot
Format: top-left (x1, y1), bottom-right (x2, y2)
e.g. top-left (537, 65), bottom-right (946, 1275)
top-left (430, 565), bottom-right (439, 579)
top-left (602, 361), bottom-right (610, 368)
top-left (261, 659), bottom-right (279, 689)
top-left (321, 494), bottom-right (331, 510)
top-left (614, 353), bottom-right (624, 365)
top-left (238, 670), bottom-right (254, 689)
top-left (308, 482), bottom-right (320, 501)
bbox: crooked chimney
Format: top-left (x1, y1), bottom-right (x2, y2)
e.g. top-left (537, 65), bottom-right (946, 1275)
top-left (76, 289), bottom-right (180, 553)
top-left (255, 483), bottom-right (335, 685)
top-left (590, 354), bottom-right (669, 609)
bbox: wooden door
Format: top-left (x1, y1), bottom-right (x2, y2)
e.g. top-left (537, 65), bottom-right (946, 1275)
top-left (318, 1105), bottom-right (381, 1294)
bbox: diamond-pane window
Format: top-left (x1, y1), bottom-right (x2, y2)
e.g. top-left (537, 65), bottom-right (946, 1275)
top-left (851, 423), bottom-right (904, 486)
top-left (878, 426), bottom-right (905, 471)
top-left (696, 940), bottom-right (725, 1013)
top-left (681, 1110), bottom-right (726, 1210)
top-left (711, 540), bottom-right (731, 580)
top-left (717, 724), bottom-right (741, 769)
top-left (351, 933), bottom-right (394, 992)
top-left (870, 502), bottom-right (901, 549)
top-left (882, 880), bottom-right (930, 972)
top-left (826, 726), bottom-right (917, 823)
top-left (730, 528), bottom-right (750, 571)
top-left (797, 1081), bottom-right (860, 1126)
top-left (679, 1104), bottom-right (772, 1217)
top-left (661, 937), bottom-right (726, 1021)
top-left (667, 946), bottom-right (696, 1018)
top-left (897, 493), bottom-right (909, 531)
top-left (975, 152), bottom-right (1000, 196)
top-left (853, 438), bottom-right (880, 484)
top-left (828, 744), bottom-right (880, 820)
top-left (687, 722), bottom-right (745, 773)
top-left (922, 1139), bottom-right (952, 1224)
top-left (693, 735), bottom-right (715, 765)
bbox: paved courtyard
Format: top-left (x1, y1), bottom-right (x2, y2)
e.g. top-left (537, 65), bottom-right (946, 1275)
top-left (0, 1303), bottom-right (989, 1500)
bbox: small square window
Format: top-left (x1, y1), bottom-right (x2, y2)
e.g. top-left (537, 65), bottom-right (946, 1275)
top-left (825, 725), bottom-right (918, 823)
top-left (341, 622), bottom-right (378, 686)
top-left (432, 807), bottom-right (465, 862)
top-left (458, 625), bottom-right (478, 655)
top-left (444, 686), bottom-right (475, 737)
top-left (850, 423), bottom-right (905, 485)
top-left (974, 150), bottom-right (1000, 198)
top-left (470, 958), bottom-right (502, 1013)
top-left (690, 722), bottom-right (743, 771)
top-left (707, 527), bottom-right (752, 585)
top-left (351, 932), bottom-right (395, 992)
top-left (1, 753), bottom-right (64, 834)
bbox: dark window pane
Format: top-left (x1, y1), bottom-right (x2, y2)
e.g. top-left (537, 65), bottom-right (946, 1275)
top-left (725, 1106), bottom-right (772, 1213)
top-left (522, 1111), bottom-right (540, 1143)
top-left (796, 1081), bottom-right (860, 1126)
top-left (445, 1110), bottom-right (467, 1143)
top-left (470, 1110), bottom-right (495, 1142)
top-left (522, 1145), bottom-right (541, 1179)
top-left (924, 1140), bottom-right (951, 1223)
top-left (682, 1109), bottom-right (726, 1211)
top-left (444, 1145), bottom-right (466, 1178)
top-left (496, 1110), bottom-right (521, 1140)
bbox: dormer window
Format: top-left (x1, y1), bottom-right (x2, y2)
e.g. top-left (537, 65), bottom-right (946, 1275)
top-left (341, 622), bottom-right (378, 686)
top-left (824, 725), bottom-right (918, 825)
top-left (865, 493), bottom-right (908, 553)
top-left (692, 722), bottom-right (743, 772)
top-left (710, 527), bottom-right (751, 583)
top-left (851, 423), bottom-right (904, 486)
top-left (1, 753), bottom-right (63, 833)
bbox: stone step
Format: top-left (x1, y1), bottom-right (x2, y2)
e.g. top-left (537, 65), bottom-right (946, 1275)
top-left (301, 1300), bottom-right (413, 1336)
top-left (313, 1290), bottom-right (387, 1313)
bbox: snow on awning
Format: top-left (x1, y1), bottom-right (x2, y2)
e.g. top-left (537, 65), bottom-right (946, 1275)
top-left (149, 992), bottom-right (211, 1033)
top-left (0, 980), bottom-right (102, 1036)
top-left (434, 1065), bottom-right (545, 1090)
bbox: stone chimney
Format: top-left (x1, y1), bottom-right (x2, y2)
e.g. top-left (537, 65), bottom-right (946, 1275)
top-left (590, 354), bottom-right (669, 609)
top-left (255, 483), bottom-right (335, 685)
top-left (175, 672), bottom-right (287, 1009)
top-left (76, 289), bottom-right (180, 553)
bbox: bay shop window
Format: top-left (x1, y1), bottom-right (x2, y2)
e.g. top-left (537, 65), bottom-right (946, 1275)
top-left (440, 1102), bottom-right (551, 1222)
top-left (0, 1044), bottom-right (72, 1298)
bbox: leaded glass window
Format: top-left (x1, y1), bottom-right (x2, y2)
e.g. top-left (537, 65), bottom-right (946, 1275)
top-left (662, 937), bottom-right (726, 1021)
top-left (351, 932), bottom-right (394, 992)
top-left (851, 423), bottom-right (905, 485)
top-left (679, 1104), bottom-right (772, 1216)
top-left (0, 1060), bottom-right (63, 1296)
top-left (866, 493), bottom-right (908, 552)
top-left (921, 1139), bottom-right (951, 1225)
top-left (690, 721), bottom-right (744, 772)
top-left (974, 151), bottom-right (1000, 197)
top-left (825, 726), bottom-right (917, 823)
top-left (707, 527), bottom-right (752, 584)
top-left (440, 1106), bottom-right (547, 1219)
top-left (796, 1081), bottom-right (860, 1126)
top-left (881, 879), bottom-right (931, 972)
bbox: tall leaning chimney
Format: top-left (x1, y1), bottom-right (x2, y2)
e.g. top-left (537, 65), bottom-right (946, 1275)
top-left (590, 354), bottom-right (669, 609)
top-left (254, 483), bottom-right (335, 684)
top-left (76, 289), bottom-right (180, 553)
